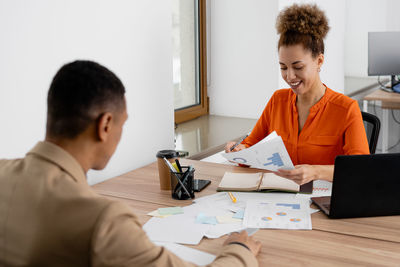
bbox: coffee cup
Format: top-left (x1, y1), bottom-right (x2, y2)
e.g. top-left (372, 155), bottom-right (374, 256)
top-left (156, 150), bottom-right (179, 190)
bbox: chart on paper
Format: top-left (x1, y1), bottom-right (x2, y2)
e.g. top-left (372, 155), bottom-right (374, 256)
top-left (221, 131), bottom-right (294, 171)
top-left (243, 199), bottom-right (312, 230)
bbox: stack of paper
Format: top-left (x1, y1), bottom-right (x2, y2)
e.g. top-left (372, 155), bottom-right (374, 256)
top-left (221, 131), bottom-right (294, 171)
top-left (143, 192), bottom-right (312, 246)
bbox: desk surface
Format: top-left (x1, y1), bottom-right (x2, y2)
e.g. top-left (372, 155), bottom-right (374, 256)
top-left (363, 88), bottom-right (400, 101)
top-left (93, 159), bottom-right (400, 266)
top-left (364, 89), bottom-right (400, 110)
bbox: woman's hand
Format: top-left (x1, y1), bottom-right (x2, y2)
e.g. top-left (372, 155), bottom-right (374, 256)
top-left (224, 141), bottom-right (249, 167)
top-left (225, 141), bottom-right (246, 153)
top-left (275, 164), bottom-right (334, 185)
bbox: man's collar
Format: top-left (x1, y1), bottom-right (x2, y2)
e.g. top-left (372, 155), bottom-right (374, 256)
top-left (27, 141), bottom-right (87, 184)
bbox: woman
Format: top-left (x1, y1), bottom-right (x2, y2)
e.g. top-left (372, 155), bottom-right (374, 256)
top-left (225, 4), bottom-right (369, 185)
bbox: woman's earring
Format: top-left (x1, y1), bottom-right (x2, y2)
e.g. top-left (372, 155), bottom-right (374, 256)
top-left (317, 67), bottom-right (321, 72)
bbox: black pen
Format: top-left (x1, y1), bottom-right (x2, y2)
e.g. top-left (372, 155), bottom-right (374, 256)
top-left (230, 133), bottom-right (250, 151)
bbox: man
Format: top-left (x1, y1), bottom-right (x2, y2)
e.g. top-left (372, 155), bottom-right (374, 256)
top-left (0, 60), bottom-right (261, 266)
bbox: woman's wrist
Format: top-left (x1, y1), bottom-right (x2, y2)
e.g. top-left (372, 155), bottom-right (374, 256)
top-left (315, 165), bottom-right (334, 182)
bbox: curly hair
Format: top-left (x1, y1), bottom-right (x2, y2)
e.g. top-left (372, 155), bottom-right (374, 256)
top-left (276, 4), bottom-right (329, 57)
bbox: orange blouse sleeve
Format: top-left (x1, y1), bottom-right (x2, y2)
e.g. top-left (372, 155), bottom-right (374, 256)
top-left (343, 101), bottom-right (370, 155)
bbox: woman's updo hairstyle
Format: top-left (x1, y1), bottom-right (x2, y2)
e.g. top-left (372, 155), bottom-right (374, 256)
top-left (276, 4), bottom-right (329, 58)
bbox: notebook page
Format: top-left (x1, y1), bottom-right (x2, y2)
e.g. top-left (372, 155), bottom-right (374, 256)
top-left (218, 172), bottom-right (262, 190)
top-left (260, 172), bottom-right (299, 192)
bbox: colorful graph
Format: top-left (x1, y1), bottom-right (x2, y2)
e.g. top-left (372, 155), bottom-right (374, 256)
top-left (233, 157), bottom-right (247, 163)
top-left (276, 212), bottom-right (287, 216)
top-left (276, 203), bottom-right (300, 210)
top-left (261, 217), bottom-right (272, 221)
top-left (263, 153), bottom-right (284, 167)
top-left (290, 218), bottom-right (301, 222)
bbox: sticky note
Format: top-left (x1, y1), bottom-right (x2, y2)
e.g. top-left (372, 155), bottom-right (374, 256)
top-left (233, 209), bottom-right (245, 219)
top-left (195, 213), bottom-right (218, 225)
top-left (158, 207), bottom-right (184, 215)
top-left (147, 210), bottom-right (171, 218)
top-left (216, 215), bottom-right (242, 224)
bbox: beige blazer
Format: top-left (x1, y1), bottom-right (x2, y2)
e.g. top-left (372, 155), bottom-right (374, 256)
top-left (0, 142), bottom-right (257, 267)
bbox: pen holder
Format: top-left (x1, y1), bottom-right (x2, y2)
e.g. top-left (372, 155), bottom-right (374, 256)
top-left (170, 166), bottom-right (195, 200)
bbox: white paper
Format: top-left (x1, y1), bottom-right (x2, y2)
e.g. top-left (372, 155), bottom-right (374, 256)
top-left (243, 199), bottom-right (312, 230)
top-left (144, 192), bottom-right (303, 245)
top-left (143, 212), bottom-right (210, 245)
top-left (154, 241), bottom-right (216, 266)
top-left (201, 150), bottom-right (236, 165)
top-left (311, 180), bottom-right (332, 196)
top-left (221, 131), bottom-right (294, 171)
top-left (204, 223), bottom-right (246, 239)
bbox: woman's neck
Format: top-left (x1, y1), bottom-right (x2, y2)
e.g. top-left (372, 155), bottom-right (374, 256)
top-left (297, 81), bottom-right (326, 107)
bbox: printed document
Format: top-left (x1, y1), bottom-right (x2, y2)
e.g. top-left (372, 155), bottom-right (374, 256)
top-left (221, 131), bottom-right (294, 171)
top-left (243, 199), bottom-right (312, 230)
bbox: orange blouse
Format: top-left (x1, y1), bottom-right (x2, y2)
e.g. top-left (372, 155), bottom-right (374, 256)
top-left (242, 87), bottom-right (370, 165)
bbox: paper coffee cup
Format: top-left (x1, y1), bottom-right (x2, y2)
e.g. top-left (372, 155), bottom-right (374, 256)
top-left (156, 150), bottom-right (179, 190)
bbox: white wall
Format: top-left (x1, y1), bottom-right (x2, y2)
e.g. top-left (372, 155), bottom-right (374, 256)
top-left (208, 0), bottom-right (279, 119)
top-left (279, 0), bottom-right (346, 93)
top-left (345, 0), bottom-right (400, 77)
top-left (0, 0), bottom-right (174, 185)
top-left (208, 0), bottom-right (346, 120)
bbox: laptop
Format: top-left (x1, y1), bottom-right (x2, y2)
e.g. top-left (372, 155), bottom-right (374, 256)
top-left (312, 153), bottom-right (400, 219)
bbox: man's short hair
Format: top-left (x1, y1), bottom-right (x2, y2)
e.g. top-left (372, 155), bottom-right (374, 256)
top-left (46, 60), bottom-right (125, 139)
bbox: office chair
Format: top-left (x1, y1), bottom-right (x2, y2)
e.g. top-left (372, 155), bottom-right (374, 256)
top-left (361, 111), bottom-right (380, 154)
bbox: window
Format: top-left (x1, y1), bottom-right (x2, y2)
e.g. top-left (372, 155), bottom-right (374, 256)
top-left (172, 0), bottom-right (208, 124)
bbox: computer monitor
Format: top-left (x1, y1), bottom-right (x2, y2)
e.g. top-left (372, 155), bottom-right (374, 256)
top-left (368, 31), bottom-right (400, 91)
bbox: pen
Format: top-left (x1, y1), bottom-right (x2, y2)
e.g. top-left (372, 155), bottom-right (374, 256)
top-left (175, 159), bottom-right (183, 172)
top-left (163, 157), bottom-right (177, 173)
top-left (228, 192), bottom-right (237, 203)
top-left (230, 133), bottom-right (250, 151)
top-left (175, 166), bottom-right (193, 195)
top-left (172, 162), bottom-right (180, 172)
top-left (163, 157), bottom-right (191, 197)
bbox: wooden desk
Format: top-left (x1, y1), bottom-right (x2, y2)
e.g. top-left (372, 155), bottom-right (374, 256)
top-left (363, 89), bottom-right (400, 152)
top-left (93, 159), bottom-right (400, 266)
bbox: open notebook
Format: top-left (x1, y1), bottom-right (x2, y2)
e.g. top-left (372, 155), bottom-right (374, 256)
top-left (217, 172), bottom-right (312, 193)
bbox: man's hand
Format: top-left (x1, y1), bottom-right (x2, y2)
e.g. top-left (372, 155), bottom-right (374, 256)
top-left (223, 230), bottom-right (262, 257)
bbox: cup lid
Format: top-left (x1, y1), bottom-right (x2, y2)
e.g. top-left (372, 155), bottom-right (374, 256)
top-left (156, 150), bottom-right (179, 159)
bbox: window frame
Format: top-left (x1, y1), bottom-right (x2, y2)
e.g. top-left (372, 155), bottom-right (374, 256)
top-left (174, 0), bottom-right (208, 124)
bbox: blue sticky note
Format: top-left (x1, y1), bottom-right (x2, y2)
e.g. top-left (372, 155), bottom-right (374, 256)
top-left (195, 213), bottom-right (218, 225)
top-left (158, 207), bottom-right (184, 215)
top-left (233, 209), bottom-right (245, 219)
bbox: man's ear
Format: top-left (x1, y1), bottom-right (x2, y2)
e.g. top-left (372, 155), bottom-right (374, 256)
top-left (96, 112), bottom-right (113, 142)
